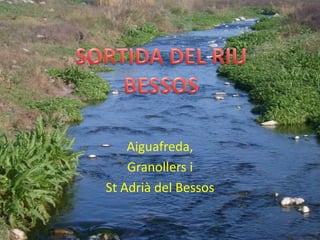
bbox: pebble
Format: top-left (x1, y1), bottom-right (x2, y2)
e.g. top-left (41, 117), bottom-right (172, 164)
top-left (261, 120), bottom-right (278, 126)
top-left (293, 135), bottom-right (300, 141)
top-left (36, 34), bottom-right (45, 39)
top-left (280, 197), bottom-right (305, 206)
top-left (281, 197), bottom-right (293, 207)
top-left (101, 143), bottom-right (111, 147)
top-left (88, 154), bottom-right (97, 158)
top-left (224, 82), bottom-right (231, 86)
top-left (112, 90), bottom-right (120, 95)
top-left (298, 205), bottom-right (310, 214)
top-left (11, 229), bottom-right (27, 240)
top-left (293, 197), bottom-right (305, 205)
top-left (232, 93), bottom-right (240, 97)
top-left (215, 96), bottom-right (224, 101)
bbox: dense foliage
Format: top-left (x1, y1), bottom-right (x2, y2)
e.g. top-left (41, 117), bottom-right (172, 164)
top-left (47, 66), bottom-right (110, 102)
top-left (218, 17), bottom-right (320, 133)
top-left (117, 23), bottom-right (163, 47)
top-left (0, 119), bottom-right (81, 231)
top-left (28, 97), bottom-right (86, 125)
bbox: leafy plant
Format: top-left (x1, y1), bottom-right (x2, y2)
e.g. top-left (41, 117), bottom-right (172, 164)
top-left (47, 66), bottom-right (110, 102)
top-left (28, 97), bottom-right (86, 124)
top-left (0, 118), bottom-right (81, 231)
top-left (218, 16), bottom-right (320, 133)
top-left (117, 23), bottom-right (163, 47)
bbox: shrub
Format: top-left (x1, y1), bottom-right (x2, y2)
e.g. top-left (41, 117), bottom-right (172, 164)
top-left (0, 118), bottom-right (81, 231)
top-left (47, 66), bottom-right (110, 102)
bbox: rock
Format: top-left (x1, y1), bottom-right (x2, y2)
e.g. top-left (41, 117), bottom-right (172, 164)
top-left (209, 43), bottom-right (218, 48)
top-left (101, 143), bottom-right (111, 147)
top-left (11, 229), bottom-right (27, 240)
top-left (224, 82), bottom-right (231, 86)
top-left (298, 205), bottom-right (310, 214)
top-left (281, 197), bottom-right (293, 207)
top-left (215, 96), bottom-right (224, 101)
top-left (36, 34), bottom-right (45, 39)
top-left (236, 105), bottom-right (241, 110)
top-left (293, 197), bottom-right (305, 205)
top-left (88, 154), bottom-right (97, 158)
top-left (274, 192), bottom-right (279, 197)
top-left (232, 93), bottom-right (239, 97)
top-left (112, 90), bottom-right (120, 95)
top-left (22, 48), bottom-right (30, 53)
top-left (215, 91), bottom-right (226, 96)
top-left (234, 18), bottom-right (241, 21)
top-left (281, 197), bottom-right (305, 207)
top-left (293, 136), bottom-right (300, 141)
top-left (261, 120), bottom-right (278, 126)
top-left (239, 16), bottom-right (246, 21)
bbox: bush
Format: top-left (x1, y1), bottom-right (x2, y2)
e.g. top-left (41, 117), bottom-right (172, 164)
top-left (218, 16), bottom-right (320, 132)
top-left (28, 97), bottom-right (86, 124)
top-left (117, 23), bottom-right (163, 47)
top-left (0, 118), bottom-right (81, 231)
top-left (47, 66), bottom-right (110, 102)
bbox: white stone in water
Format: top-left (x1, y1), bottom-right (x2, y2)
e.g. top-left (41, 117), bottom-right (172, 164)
top-left (215, 91), bottom-right (226, 96)
top-left (215, 96), bottom-right (224, 101)
top-left (101, 143), bottom-right (111, 147)
top-left (224, 82), bottom-right (231, 86)
top-left (274, 192), bottom-right (279, 197)
top-left (232, 93), bottom-right (240, 97)
top-left (112, 90), bottom-right (120, 95)
top-left (261, 120), bottom-right (278, 126)
top-left (294, 136), bottom-right (300, 141)
top-left (11, 229), bottom-right (27, 240)
top-left (298, 205), bottom-right (310, 214)
top-left (88, 154), bottom-right (97, 158)
top-left (281, 197), bottom-right (294, 207)
top-left (293, 197), bottom-right (305, 205)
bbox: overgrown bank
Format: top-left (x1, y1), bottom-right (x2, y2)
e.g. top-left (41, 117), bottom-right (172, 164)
top-left (1, 0), bottom-right (319, 237)
top-left (218, 15), bottom-right (320, 135)
top-left (0, 0), bottom-right (266, 236)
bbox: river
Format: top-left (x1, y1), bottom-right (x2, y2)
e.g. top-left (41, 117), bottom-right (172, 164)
top-left (30, 19), bottom-right (320, 240)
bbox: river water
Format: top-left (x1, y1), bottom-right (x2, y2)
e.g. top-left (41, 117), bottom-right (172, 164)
top-left (31, 19), bottom-right (320, 240)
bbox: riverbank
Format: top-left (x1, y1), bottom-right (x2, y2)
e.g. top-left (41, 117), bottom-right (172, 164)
top-left (0, 0), bottom-right (265, 237)
top-left (0, 0), bottom-right (319, 238)
top-left (218, 8), bottom-right (320, 135)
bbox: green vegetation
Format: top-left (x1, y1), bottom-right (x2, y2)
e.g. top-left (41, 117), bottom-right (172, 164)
top-left (218, 16), bottom-right (320, 132)
top-left (47, 66), bottom-right (110, 102)
top-left (28, 97), bottom-right (86, 125)
top-left (0, 119), bottom-right (81, 232)
top-left (0, 0), bottom-right (319, 237)
top-left (169, 7), bottom-right (263, 31)
top-left (117, 23), bottom-right (163, 47)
